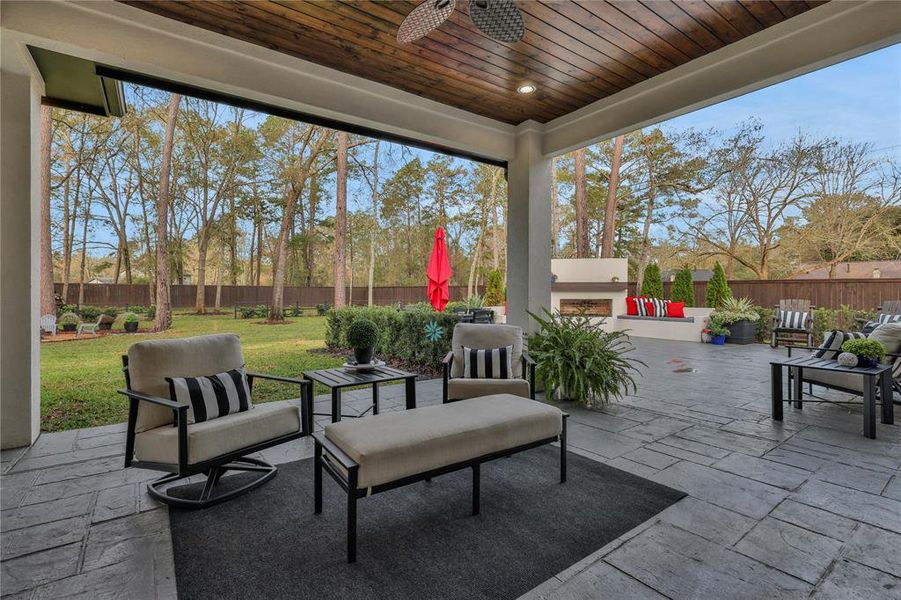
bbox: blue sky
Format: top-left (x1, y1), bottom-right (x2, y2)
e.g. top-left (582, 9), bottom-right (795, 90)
top-left (663, 43), bottom-right (901, 156)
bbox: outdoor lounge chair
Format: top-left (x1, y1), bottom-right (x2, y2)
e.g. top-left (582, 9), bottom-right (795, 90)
top-left (118, 333), bottom-right (313, 508)
top-left (40, 314), bottom-right (57, 337)
top-left (442, 323), bottom-right (535, 402)
top-left (771, 299), bottom-right (815, 348)
top-left (77, 314), bottom-right (115, 337)
top-left (855, 300), bottom-right (901, 330)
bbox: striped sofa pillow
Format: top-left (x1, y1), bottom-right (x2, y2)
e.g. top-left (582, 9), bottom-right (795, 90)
top-left (778, 310), bottom-right (808, 330)
top-left (814, 330), bottom-right (867, 360)
top-left (463, 345), bottom-right (513, 379)
top-left (639, 298), bottom-right (669, 317)
top-left (166, 367), bottom-right (252, 424)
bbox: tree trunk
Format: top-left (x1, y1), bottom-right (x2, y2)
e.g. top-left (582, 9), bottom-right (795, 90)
top-left (635, 183), bottom-right (656, 294)
top-left (550, 157), bottom-right (559, 256)
top-left (194, 237), bottom-right (208, 313)
top-left (368, 140), bottom-right (380, 307)
top-left (78, 195), bottom-right (89, 307)
top-left (155, 93), bottom-right (181, 330)
top-left (601, 134), bottom-right (624, 258)
top-left (573, 148), bottom-right (589, 258)
top-left (214, 248), bottom-right (223, 311)
top-left (40, 106), bottom-right (56, 316)
top-left (334, 131), bottom-right (348, 308)
top-left (61, 175), bottom-right (71, 302)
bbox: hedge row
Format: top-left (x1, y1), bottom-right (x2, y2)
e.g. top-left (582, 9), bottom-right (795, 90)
top-left (326, 306), bottom-right (462, 368)
top-left (750, 305), bottom-right (876, 344)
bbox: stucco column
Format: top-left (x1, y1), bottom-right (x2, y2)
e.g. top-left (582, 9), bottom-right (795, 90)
top-left (1, 64), bottom-right (43, 449)
top-left (506, 122), bottom-right (552, 331)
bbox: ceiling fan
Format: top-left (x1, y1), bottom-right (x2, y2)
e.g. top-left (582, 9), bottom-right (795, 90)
top-left (397, 0), bottom-right (525, 44)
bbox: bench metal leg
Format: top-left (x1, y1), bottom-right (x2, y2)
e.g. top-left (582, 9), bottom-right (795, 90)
top-left (561, 414), bottom-right (568, 484)
top-left (864, 376), bottom-right (876, 439)
top-left (793, 367), bottom-right (803, 409)
top-left (372, 383), bottom-right (379, 415)
top-left (771, 364), bottom-right (783, 421)
top-left (314, 441), bottom-right (322, 514)
top-left (881, 370), bottom-right (893, 425)
top-left (331, 388), bottom-right (342, 423)
top-left (471, 464), bottom-right (480, 516)
top-left (347, 468), bottom-right (358, 563)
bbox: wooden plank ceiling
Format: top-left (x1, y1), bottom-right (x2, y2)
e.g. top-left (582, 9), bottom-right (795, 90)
top-left (121, 0), bottom-right (825, 125)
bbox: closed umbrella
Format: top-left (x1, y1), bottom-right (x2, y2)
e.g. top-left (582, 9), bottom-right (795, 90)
top-left (426, 227), bottom-right (452, 311)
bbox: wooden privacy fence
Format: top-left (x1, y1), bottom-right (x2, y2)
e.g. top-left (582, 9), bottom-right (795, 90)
top-left (626, 279), bottom-right (901, 310)
top-left (55, 283), bottom-right (480, 309)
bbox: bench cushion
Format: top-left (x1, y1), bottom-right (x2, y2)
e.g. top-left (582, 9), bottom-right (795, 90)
top-left (134, 402), bottom-right (301, 465)
top-left (324, 395), bottom-right (562, 489)
top-left (447, 377), bottom-right (530, 400)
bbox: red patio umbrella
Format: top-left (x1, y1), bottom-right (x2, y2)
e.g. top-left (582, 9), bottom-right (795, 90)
top-left (426, 227), bottom-right (452, 312)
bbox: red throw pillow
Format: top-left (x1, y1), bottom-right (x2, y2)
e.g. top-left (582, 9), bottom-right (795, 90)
top-left (626, 296), bottom-right (643, 316)
top-left (667, 302), bottom-right (685, 318)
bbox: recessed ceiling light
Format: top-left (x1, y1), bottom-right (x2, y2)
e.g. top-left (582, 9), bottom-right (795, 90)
top-left (517, 84), bottom-right (536, 94)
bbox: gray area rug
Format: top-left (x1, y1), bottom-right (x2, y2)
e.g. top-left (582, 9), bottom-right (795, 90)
top-left (168, 446), bottom-right (685, 600)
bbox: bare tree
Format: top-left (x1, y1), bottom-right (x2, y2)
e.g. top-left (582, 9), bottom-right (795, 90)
top-left (601, 134), bottom-right (624, 258)
top-left (573, 147), bottom-right (589, 257)
top-left (40, 105), bottom-right (55, 316)
top-left (334, 131), bottom-right (348, 308)
top-left (367, 140), bottom-right (380, 307)
top-left (155, 93), bottom-right (181, 330)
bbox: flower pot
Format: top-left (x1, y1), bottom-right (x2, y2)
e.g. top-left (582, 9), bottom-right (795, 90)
top-left (856, 356), bottom-right (879, 369)
top-left (701, 332), bottom-right (712, 343)
top-left (353, 346), bottom-right (374, 365)
top-left (711, 335), bottom-right (727, 345)
top-left (98, 322), bottom-right (113, 331)
top-left (124, 321), bottom-right (139, 333)
top-left (61, 323), bottom-right (76, 332)
top-left (725, 319), bottom-right (755, 345)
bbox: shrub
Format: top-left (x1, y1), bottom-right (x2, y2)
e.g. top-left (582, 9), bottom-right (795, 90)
top-left (705, 262), bottom-right (732, 308)
top-left (316, 303), bottom-right (330, 316)
top-left (126, 305), bottom-right (147, 315)
top-left (58, 304), bottom-right (79, 317)
top-left (146, 305), bottom-right (156, 320)
top-left (326, 306), bottom-right (460, 368)
top-left (641, 263), bottom-right (664, 298)
top-left (527, 309), bottom-right (644, 409)
top-left (101, 307), bottom-right (119, 319)
top-left (346, 318), bottom-right (380, 349)
top-left (707, 321), bottom-right (730, 337)
top-left (751, 306), bottom-right (775, 343)
top-left (239, 305), bottom-right (269, 319)
top-left (484, 270), bottom-right (505, 305)
top-left (463, 293), bottom-right (484, 309)
top-left (78, 305), bottom-right (101, 321)
top-left (122, 312), bottom-right (139, 324)
top-left (58, 312), bottom-right (81, 326)
top-left (841, 338), bottom-right (885, 360)
top-left (712, 297), bottom-right (760, 325)
top-left (290, 305), bottom-right (303, 317)
top-left (670, 268), bottom-right (694, 306)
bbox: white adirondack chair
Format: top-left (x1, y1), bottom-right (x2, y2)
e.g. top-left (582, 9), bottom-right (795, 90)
top-left (40, 314), bottom-right (57, 337)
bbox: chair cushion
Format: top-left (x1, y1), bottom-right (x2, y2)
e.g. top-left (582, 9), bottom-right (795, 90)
top-left (128, 334), bottom-right (245, 432)
top-left (814, 330), bottom-right (866, 360)
top-left (869, 322), bottom-right (901, 356)
top-left (324, 395), bottom-right (562, 489)
top-left (166, 367), bottom-right (252, 424)
top-left (447, 377), bottom-right (530, 400)
top-left (802, 369), bottom-right (864, 394)
top-left (451, 323), bottom-right (523, 379)
top-left (778, 310), bottom-right (808, 330)
top-left (134, 402), bottom-right (301, 466)
top-left (462, 345), bottom-right (513, 379)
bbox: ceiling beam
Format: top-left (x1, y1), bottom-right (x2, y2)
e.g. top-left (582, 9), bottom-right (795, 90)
top-left (0, 0), bottom-right (517, 162)
top-left (542, 0), bottom-right (901, 157)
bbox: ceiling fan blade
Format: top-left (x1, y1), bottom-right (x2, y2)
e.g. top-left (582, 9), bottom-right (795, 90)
top-left (468, 0), bottom-right (524, 43)
top-left (397, 0), bottom-right (456, 44)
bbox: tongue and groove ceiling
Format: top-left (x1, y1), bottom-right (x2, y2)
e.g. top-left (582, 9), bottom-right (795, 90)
top-left (120, 0), bottom-right (825, 125)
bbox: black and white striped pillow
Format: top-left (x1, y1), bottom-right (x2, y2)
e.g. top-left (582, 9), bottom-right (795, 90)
top-left (814, 330), bottom-right (867, 360)
top-left (647, 298), bottom-right (669, 317)
top-left (462, 345), bottom-right (513, 379)
top-left (778, 310), bottom-right (808, 330)
top-left (878, 313), bottom-right (901, 325)
top-left (166, 367), bottom-right (252, 424)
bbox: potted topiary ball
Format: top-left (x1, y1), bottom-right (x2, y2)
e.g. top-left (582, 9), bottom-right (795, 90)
top-left (840, 338), bottom-right (885, 369)
top-left (122, 312), bottom-right (139, 333)
top-left (58, 312), bottom-right (80, 332)
top-left (346, 318), bottom-right (379, 365)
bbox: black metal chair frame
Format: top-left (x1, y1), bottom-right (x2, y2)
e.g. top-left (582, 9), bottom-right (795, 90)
top-left (442, 350), bottom-right (537, 402)
top-left (118, 355), bottom-right (314, 509)
top-left (313, 413), bottom-right (568, 563)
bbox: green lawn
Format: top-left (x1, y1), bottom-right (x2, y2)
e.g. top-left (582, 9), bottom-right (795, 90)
top-left (40, 313), bottom-right (343, 432)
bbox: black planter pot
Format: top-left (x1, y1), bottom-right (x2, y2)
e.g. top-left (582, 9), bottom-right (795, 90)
top-left (61, 323), bottom-right (76, 332)
top-left (124, 321), bottom-right (139, 333)
top-left (726, 319), bottom-right (756, 345)
top-left (353, 346), bottom-right (373, 365)
top-left (98, 322), bottom-right (113, 331)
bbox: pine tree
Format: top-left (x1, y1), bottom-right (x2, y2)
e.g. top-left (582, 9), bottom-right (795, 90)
top-left (705, 262), bottom-right (732, 308)
top-left (671, 268), bottom-right (694, 306)
top-left (641, 263), bottom-right (664, 298)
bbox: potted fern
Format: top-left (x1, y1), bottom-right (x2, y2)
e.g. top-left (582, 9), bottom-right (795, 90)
top-left (527, 309), bottom-right (644, 409)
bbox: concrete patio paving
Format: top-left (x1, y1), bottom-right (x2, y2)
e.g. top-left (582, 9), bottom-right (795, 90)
top-left (2, 338), bottom-right (900, 599)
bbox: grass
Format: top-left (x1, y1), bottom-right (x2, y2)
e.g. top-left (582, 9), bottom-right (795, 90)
top-left (40, 313), bottom-right (343, 432)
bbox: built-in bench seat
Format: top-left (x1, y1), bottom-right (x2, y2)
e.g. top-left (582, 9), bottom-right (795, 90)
top-left (617, 314), bottom-right (695, 323)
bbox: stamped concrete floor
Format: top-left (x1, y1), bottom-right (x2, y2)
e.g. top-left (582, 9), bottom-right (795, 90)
top-left (2, 339), bottom-right (900, 599)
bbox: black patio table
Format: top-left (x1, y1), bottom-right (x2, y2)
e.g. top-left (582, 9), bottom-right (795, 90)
top-left (770, 355), bottom-right (893, 439)
top-left (302, 365), bottom-right (417, 423)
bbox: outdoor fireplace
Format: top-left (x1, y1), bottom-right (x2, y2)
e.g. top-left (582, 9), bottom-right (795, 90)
top-left (550, 258), bottom-right (628, 332)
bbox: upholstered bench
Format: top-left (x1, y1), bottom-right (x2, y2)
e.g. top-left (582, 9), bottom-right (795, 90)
top-left (313, 394), bottom-right (568, 562)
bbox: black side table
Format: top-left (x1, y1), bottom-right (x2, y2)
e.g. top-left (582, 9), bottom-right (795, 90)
top-left (770, 355), bottom-right (892, 439)
top-left (303, 366), bottom-right (417, 423)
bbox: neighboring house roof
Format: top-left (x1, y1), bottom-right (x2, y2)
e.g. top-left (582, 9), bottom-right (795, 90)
top-left (663, 269), bottom-right (714, 282)
top-left (794, 260), bottom-right (901, 279)
top-left (88, 277), bottom-right (114, 284)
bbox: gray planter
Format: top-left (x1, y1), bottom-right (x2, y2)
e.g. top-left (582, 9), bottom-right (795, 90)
top-left (726, 319), bottom-right (756, 345)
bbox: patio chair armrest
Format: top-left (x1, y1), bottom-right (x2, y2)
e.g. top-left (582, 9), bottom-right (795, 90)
top-left (521, 351), bottom-right (537, 399)
top-left (442, 351), bottom-right (454, 365)
top-left (521, 350), bottom-right (535, 365)
top-left (245, 372), bottom-right (314, 435)
top-left (117, 388), bottom-right (188, 411)
top-left (246, 372), bottom-right (306, 385)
